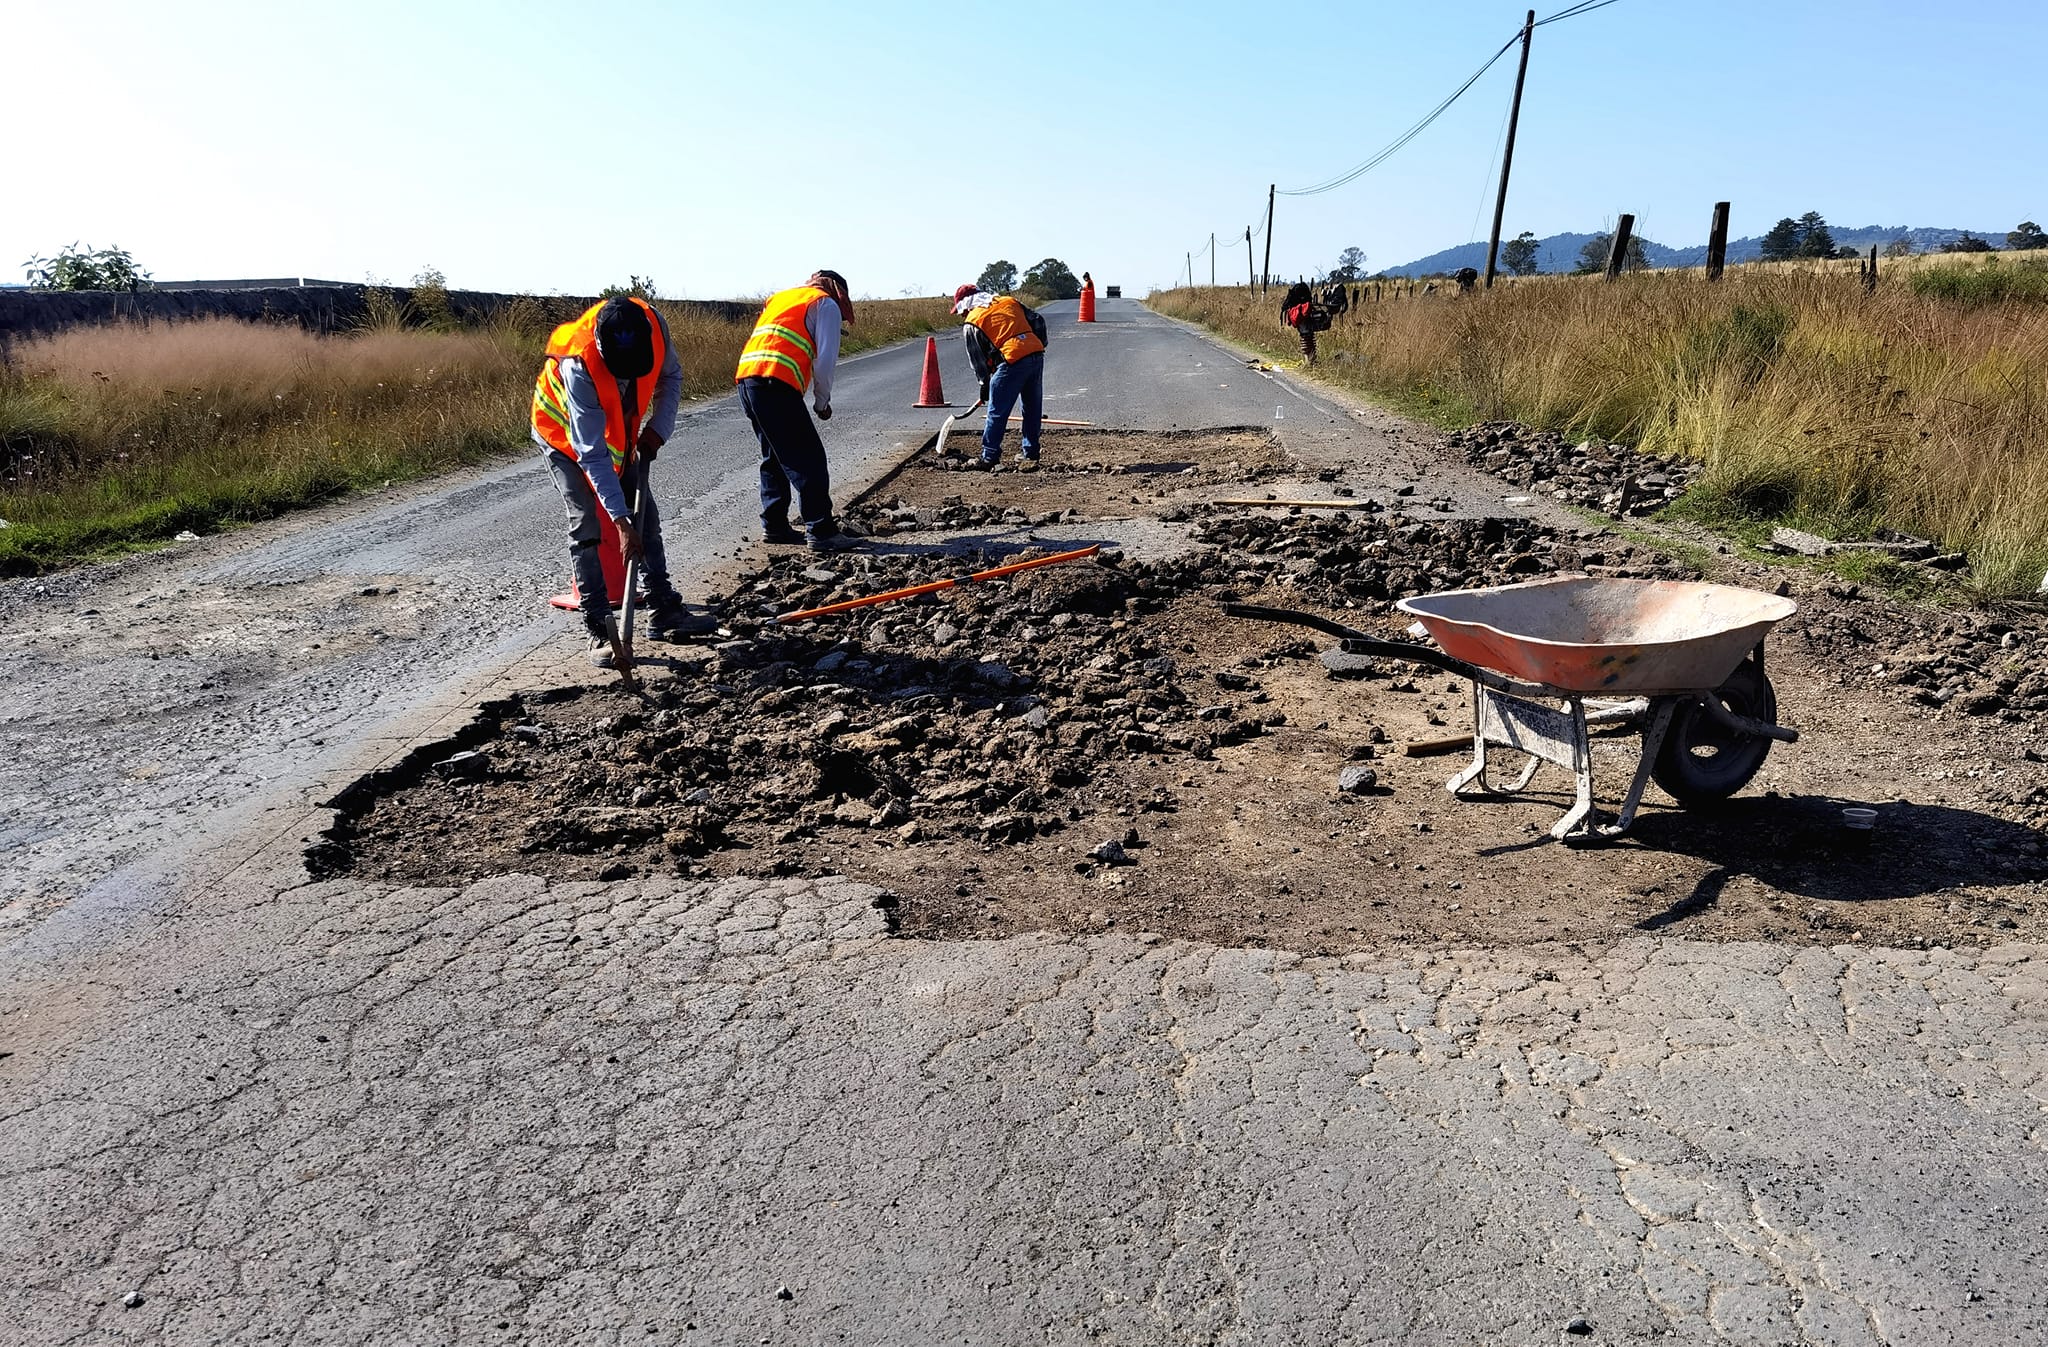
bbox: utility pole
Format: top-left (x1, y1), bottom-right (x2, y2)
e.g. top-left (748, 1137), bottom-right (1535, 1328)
top-left (1187, 252), bottom-right (1194, 288)
top-left (1260, 184), bottom-right (1275, 295)
top-left (1246, 227), bottom-right (1254, 288)
top-left (1210, 233), bottom-right (1216, 286)
top-left (1483, 10), bottom-right (1536, 290)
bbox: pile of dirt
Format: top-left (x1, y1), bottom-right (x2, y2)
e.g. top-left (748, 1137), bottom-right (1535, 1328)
top-left (846, 427), bottom-right (1286, 535)
top-left (1445, 420), bottom-right (1700, 516)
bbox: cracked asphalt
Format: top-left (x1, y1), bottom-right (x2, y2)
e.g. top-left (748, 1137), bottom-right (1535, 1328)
top-left (3, 300), bottom-right (2045, 1344)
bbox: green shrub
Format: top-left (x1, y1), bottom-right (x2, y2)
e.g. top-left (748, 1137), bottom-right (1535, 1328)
top-left (1909, 258), bottom-right (2048, 304)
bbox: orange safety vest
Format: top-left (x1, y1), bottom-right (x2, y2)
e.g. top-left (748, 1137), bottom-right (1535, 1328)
top-left (530, 296), bottom-right (667, 475)
top-left (735, 285), bottom-right (828, 392)
top-left (966, 296), bottom-right (1045, 363)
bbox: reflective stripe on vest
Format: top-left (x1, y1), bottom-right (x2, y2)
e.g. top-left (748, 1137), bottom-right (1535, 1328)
top-left (530, 296), bottom-right (667, 475)
top-left (735, 286), bottom-right (826, 392)
top-left (966, 296), bottom-right (1045, 363)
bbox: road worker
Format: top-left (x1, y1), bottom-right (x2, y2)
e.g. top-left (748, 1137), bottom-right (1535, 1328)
top-left (736, 270), bottom-right (861, 552)
top-left (532, 295), bottom-right (716, 667)
top-left (1279, 280), bottom-right (1331, 365)
top-left (952, 285), bottom-right (1048, 467)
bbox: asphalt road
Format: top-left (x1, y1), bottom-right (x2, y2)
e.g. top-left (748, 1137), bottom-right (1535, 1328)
top-left (3, 298), bottom-right (2044, 1345)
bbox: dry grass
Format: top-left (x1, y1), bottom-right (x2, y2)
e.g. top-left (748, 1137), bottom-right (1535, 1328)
top-left (1150, 270), bottom-right (2048, 598)
top-left (0, 295), bottom-right (952, 573)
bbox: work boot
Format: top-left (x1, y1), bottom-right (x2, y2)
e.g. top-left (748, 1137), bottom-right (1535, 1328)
top-left (583, 615), bottom-right (616, 668)
top-left (762, 519), bottom-right (805, 545)
top-left (806, 527), bottom-right (861, 554)
top-left (648, 596), bottom-right (720, 641)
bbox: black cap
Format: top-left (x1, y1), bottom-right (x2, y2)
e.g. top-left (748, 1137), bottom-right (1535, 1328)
top-left (594, 297), bottom-right (655, 380)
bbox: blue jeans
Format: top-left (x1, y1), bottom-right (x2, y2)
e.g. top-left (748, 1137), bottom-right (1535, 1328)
top-left (981, 351), bottom-right (1043, 462)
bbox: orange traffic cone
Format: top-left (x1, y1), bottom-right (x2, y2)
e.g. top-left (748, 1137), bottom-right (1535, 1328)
top-left (1078, 282), bottom-right (1097, 322)
top-left (912, 336), bottom-right (952, 407)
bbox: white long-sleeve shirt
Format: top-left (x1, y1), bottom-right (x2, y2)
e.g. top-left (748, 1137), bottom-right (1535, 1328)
top-left (535, 307), bottom-right (684, 520)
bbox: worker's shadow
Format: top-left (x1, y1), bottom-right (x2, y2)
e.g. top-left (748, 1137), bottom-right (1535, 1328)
top-left (1623, 793), bottom-right (2047, 930)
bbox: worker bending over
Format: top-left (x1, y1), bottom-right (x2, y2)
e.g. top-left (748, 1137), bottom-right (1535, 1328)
top-left (532, 295), bottom-right (715, 667)
top-left (952, 285), bottom-right (1047, 467)
top-left (736, 270), bottom-right (860, 552)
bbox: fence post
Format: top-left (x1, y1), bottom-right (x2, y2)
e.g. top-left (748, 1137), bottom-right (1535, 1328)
top-left (1864, 244), bottom-right (1878, 294)
top-left (1604, 214), bottom-right (1637, 281)
top-left (1706, 201), bottom-right (1730, 281)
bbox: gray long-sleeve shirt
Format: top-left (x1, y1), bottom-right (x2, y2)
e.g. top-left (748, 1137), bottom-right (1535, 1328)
top-left (806, 296), bottom-right (842, 414)
top-left (534, 307), bottom-right (684, 520)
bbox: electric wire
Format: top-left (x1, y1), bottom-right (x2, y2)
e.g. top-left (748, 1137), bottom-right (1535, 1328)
top-left (1275, 0), bottom-right (1626, 198)
top-left (1278, 33), bottom-right (1518, 197)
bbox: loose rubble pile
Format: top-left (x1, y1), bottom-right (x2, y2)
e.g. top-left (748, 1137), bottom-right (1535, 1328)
top-left (1445, 421), bottom-right (1700, 516)
top-left (331, 508), bottom-right (1687, 885)
top-left (1189, 506), bottom-right (1694, 608)
top-left (846, 491), bottom-right (1088, 537)
top-left (1793, 605), bottom-right (2046, 718)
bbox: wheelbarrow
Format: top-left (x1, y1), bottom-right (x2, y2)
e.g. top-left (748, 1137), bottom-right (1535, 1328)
top-left (1224, 576), bottom-right (1801, 842)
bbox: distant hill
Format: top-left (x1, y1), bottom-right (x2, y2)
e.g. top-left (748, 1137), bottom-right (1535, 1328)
top-left (1384, 225), bottom-right (2009, 277)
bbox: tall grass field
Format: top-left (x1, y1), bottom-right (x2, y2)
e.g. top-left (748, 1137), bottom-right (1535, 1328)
top-left (1151, 260), bottom-right (2048, 598)
top-left (0, 294), bottom-right (952, 574)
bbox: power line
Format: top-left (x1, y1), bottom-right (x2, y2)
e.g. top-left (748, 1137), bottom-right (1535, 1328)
top-left (1534, 0), bottom-right (1623, 26)
top-left (1276, 0), bottom-right (1626, 199)
top-left (1278, 35), bottom-right (1518, 197)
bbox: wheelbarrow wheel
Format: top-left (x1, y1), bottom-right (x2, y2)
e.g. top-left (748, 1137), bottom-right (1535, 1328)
top-left (1652, 660), bottom-right (1777, 806)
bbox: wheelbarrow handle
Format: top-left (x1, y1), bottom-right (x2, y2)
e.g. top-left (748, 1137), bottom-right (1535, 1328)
top-left (1220, 602), bottom-right (1497, 685)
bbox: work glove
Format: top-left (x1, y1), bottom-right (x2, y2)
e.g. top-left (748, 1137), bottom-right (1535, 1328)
top-left (978, 380), bottom-right (990, 402)
top-left (637, 427), bottom-right (664, 461)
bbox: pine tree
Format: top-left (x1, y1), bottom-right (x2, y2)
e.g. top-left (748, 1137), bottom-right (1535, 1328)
top-left (1796, 211), bottom-right (1836, 258)
top-left (1759, 218), bottom-right (1803, 262)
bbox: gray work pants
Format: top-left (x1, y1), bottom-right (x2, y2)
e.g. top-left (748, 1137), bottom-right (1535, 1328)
top-left (543, 451), bottom-right (673, 622)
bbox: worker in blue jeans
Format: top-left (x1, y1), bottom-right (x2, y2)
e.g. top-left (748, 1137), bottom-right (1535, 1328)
top-left (952, 286), bottom-right (1047, 466)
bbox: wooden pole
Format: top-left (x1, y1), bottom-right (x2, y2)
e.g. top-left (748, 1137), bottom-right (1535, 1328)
top-left (1210, 233), bottom-right (1216, 286)
top-left (1864, 244), bottom-right (1878, 293)
top-left (1246, 226), bottom-right (1254, 288)
top-left (1604, 214), bottom-right (1636, 281)
top-left (1483, 10), bottom-right (1536, 290)
top-left (1260, 184), bottom-right (1275, 295)
top-left (1186, 252), bottom-right (1193, 288)
top-left (1705, 201), bottom-right (1731, 281)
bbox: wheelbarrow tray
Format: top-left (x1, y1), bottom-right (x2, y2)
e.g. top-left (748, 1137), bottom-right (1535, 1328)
top-left (1394, 577), bottom-right (1797, 695)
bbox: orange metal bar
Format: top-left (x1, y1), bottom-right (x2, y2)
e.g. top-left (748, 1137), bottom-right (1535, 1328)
top-left (775, 545), bottom-right (1102, 623)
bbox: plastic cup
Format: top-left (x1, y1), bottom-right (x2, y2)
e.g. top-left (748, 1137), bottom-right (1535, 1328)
top-left (1841, 807), bottom-right (1877, 830)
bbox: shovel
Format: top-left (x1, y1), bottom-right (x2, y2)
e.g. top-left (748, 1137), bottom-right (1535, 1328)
top-left (607, 391), bottom-right (648, 691)
top-left (936, 397), bottom-right (985, 457)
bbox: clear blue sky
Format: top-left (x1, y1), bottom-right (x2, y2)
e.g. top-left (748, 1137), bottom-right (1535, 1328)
top-left (11, 0), bottom-right (2042, 298)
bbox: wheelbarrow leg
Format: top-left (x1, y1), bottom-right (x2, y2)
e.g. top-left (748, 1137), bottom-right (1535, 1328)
top-left (1550, 698), bottom-right (1597, 841)
top-left (1448, 679), bottom-right (1493, 796)
top-left (1592, 699), bottom-right (1676, 840)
